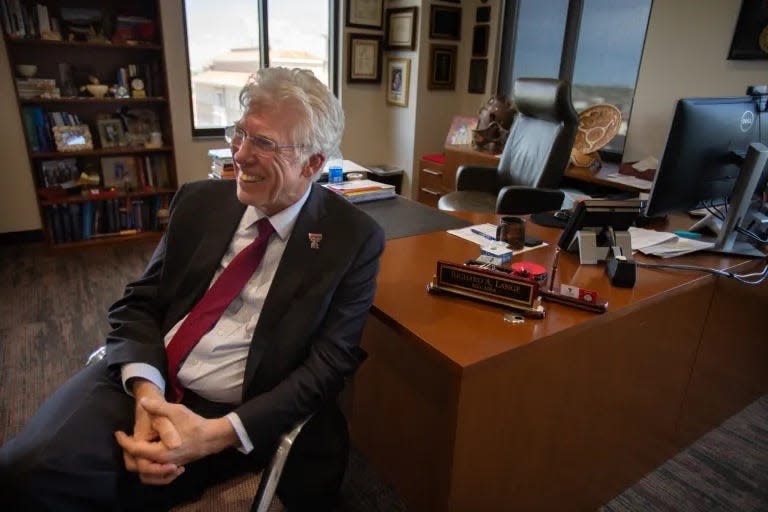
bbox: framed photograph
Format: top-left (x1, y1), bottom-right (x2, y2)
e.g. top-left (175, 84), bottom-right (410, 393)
top-left (468, 59), bottom-right (488, 94)
top-left (385, 7), bottom-right (418, 50)
top-left (727, 0), bottom-right (768, 60)
top-left (472, 25), bottom-right (490, 57)
top-left (348, 35), bottom-right (382, 83)
top-left (476, 6), bottom-right (491, 23)
top-left (428, 45), bottom-right (457, 90)
top-left (52, 125), bottom-right (93, 152)
top-left (445, 116), bottom-right (478, 146)
top-left (346, 0), bottom-right (384, 29)
top-left (97, 119), bottom-right (126, 148)
top-left (386, 58), bottom-right (411, 107)
top-left (430, 5), bottom-right (461, 40)
top-left (101, 156), bottom-right (138, 189)
top-left (40, 158), bottom-right (79, 187)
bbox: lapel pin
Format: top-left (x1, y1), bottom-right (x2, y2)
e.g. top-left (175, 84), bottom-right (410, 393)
top-left (308, 233), bottom-right (323, 249)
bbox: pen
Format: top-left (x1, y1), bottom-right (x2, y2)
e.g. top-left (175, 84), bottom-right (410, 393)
top-left (549, 248), bottom-right (560, 292)
top-left (470, 228), bottom-right (497, 241)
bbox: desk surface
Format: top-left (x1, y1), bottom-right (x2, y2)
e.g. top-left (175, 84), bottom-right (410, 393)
top-left (564, 161), bottom-right (652, 192)
top-left (371, 211), bottom-right (755, 368)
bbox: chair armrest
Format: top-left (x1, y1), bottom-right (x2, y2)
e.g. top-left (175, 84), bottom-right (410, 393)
top-left (496, 186), bottom-right (565, 215)
top-left (455, 165), bottom-right (498, 192)
top-left (251, 414), bottom-right (314, 512)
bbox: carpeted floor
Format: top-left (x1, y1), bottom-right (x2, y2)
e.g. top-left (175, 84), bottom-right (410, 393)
top-left (1, 239), bottom-right (766, 511)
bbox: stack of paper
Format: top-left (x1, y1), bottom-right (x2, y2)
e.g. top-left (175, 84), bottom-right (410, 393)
top-left (323, 179), bottom-right (396, 203)
top-left (629, 227), bottom-right (714, 258)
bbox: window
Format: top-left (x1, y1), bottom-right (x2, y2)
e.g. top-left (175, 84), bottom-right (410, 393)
top-left (183, 0), bottom-right (338, 137)
top-left (499, 0), bottom-right (652, 155)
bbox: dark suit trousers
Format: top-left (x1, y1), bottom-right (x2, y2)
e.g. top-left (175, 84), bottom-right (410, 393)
top-left (0, 359), bottom-right (348, 511)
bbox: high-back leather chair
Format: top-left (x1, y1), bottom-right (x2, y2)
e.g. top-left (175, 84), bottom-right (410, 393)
top-left (438, 78), bottom-right (578, 214)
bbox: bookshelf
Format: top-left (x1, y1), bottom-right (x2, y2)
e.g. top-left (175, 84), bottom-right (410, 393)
top-left (1, 0), bottom-right (176, 246)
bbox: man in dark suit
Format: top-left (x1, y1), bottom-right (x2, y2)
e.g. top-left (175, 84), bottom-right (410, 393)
top-left (0, 67), bottom-right (385, 511)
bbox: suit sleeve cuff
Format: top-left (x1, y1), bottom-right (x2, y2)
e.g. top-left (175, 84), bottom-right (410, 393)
top-left (121, 363), bottom-right (165, 396)
top-left (226, 412), bottom-right (255, 454)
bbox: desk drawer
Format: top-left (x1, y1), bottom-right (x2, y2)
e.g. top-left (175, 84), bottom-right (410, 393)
top-left (419, 166), bottom-right (446, 190)
top-left (417, 187), bottom-right (443, 208)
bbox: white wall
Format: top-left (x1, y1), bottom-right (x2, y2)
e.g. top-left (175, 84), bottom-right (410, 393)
top-left (1, 0), bottom-right (766, 233)
top-left (624, 0), bottom-right (767, 162)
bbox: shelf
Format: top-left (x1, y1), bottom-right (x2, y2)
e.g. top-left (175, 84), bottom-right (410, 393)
top-left (20, 97), bottom-right (168, 105)
top-left (51, 230), bottom-right (163, 249)
top-left (4, 37), bottom-right (162, 51)
top-left (31, 146), bottom-right (173, 159)
top-left (39, 188), bottom-right (175, 206)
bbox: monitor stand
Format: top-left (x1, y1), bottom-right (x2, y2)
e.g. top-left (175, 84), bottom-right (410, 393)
top-left (690, 142), bottom-right (768, 258)
top-left (575, 229), bottom-right (632, 264)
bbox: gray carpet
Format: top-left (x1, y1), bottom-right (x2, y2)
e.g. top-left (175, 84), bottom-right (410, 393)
top-left (0, 239), bottom-right (766, 511)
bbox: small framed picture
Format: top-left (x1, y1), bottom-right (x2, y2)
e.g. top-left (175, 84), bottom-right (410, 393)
top-left (430, 5), bottom-right (462, 40)
top-left (428, 45), bottom-right (457, 90)
top-left (348, 35), bottom-right (382, 83)
top-left (472, 25), bottom-right (490, 57)
top-left (101, 156), bottom-right (138, 189)
top-left (97, 119), bottom-right (126, 148)
top-left (468, 59), bottom-right (488, 94)
top-left (52, 125), bottom-right (93, 152)
top-left (386, 57), bottom-right (411, 107)
top-left (346, 0), bottom-right (384, 29)
top-left (385, 7), bottom-right (418, 50)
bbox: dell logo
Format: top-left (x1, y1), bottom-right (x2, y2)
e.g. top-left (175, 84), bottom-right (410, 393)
top-left (740, 111), bottom-right (754, 132)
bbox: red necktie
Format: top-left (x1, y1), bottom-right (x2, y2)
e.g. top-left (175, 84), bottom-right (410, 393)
top-left (165, 217), bottom-right (275, 402)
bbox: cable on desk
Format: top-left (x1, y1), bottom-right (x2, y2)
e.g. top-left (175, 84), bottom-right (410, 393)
top-left (636, 259), bottom-right (768, 285)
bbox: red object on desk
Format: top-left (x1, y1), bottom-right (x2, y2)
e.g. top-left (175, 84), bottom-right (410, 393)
top-left (422, 153), bottom-right (445, 165)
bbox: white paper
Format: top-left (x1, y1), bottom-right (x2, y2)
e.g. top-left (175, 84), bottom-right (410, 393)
top-left (605, 173), bottom-right (653, 191)
top-left (447, 223), bottom-right (548, 255)
top-left (632, 156), bottom-right (659, 172)
top-left (628, 227), bottom-right (677, 251)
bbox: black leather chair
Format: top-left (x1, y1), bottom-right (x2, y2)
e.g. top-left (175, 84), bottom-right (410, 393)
top-left (438, 78), bottom-right (578, 215)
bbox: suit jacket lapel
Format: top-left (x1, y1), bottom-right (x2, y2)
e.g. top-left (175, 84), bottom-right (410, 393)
top-left (241, 183), bottom-right (328, 390)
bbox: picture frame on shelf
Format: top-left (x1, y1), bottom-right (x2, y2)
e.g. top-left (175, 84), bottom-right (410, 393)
top-left (348, 35), bottom-right (382, 83)
top-left (428, 45), bottom-right (457, 90)
top-left (468, 59), bottom-right (488, 94)
top-left (472, 25), bottom-right (490, 57)
top-left (97, 119), bottom-right (126, 148)
top-left (386, 58), bottom-right (411, 107)
top-left (346, 0), bottom-right (384, 29)
top-left (430, 5), bottom-right (461, 40)
top-left (445, 116), bottom-right (479, 146)
top-left (385, 7), bottom-right (418, 50)
top-left (101, 156), bottom-right (138, 190)
top-left (727, 0), bottom-right (768, 60)
top-left (52, 125), bottom-right (93, 152)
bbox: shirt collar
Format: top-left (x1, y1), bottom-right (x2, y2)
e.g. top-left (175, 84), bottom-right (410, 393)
top-left (240, 185), bottom-right (312, 241)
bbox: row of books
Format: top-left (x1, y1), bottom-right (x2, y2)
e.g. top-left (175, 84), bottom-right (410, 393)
top-left (208, 148), bottom-right (234, 180)
top-left (1, 1), bottom-right (59, 39)
top-left (44, 196), bottom-right (164, 244)
top-left (22, 106), bottom-right (82, 152)
top-left (322, 179), bottom-right (396, 203)
top-left (17, 77), bottom-right (59, 99)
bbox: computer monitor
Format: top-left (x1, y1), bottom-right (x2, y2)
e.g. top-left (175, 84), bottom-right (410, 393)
top-left (645, 91), bottom-right (768, 257)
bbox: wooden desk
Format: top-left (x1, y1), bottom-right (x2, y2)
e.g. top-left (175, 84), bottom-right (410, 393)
top-left (349, 213), bottom-right (767, 511)
top-left (564, 161), bottom-right (651, 193)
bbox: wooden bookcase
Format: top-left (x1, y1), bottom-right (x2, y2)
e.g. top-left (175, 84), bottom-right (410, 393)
top-left (2, 0), bottom-right (176, 247)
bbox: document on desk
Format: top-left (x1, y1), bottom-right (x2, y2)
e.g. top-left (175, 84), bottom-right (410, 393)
top-left (605, 173), bottom-right (653, 191)
top-left (629, 227), bottom-right (714, 258)
top-left (447, 223), bottom-right (548, 254)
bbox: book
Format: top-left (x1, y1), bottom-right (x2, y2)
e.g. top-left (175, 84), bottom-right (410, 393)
top-left (323, 179), bottom-right (396, 203)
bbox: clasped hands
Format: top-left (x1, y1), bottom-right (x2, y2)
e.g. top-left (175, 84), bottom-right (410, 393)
top-left (114, 381), bottom-right (237, 485)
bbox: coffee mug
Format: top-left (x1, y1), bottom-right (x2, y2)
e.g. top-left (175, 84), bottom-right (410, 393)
top-left (496, 216), bottom-right (526, 250)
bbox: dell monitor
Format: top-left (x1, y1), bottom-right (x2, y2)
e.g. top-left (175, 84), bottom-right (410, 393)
top-left (645, 91), bottom-right (768, 257)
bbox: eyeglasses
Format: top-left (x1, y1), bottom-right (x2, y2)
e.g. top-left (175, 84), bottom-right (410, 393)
top-left (224, 125), bottom-right (306, 156)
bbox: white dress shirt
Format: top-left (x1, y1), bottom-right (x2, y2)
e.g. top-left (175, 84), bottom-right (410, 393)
top-left (121, 186), bottom-right (311, 452)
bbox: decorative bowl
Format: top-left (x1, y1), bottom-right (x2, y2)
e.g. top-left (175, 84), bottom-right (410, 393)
top-left (16, 64), bottom-right (37, 78)
top-left (85, 84), bottom-right (109, 98)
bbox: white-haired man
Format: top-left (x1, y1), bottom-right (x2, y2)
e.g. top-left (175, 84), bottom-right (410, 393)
top-left (0, 68), bottom-right (384, 511)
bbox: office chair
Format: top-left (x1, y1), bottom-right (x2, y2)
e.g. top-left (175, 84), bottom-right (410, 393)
top-left (86, 346), bottom-right (308, 512)
top-left (438, 78), bottom-right (578, 215)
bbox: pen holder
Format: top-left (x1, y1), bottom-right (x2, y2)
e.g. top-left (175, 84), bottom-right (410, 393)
top-left (496, 216), bottom-right (526, 250)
